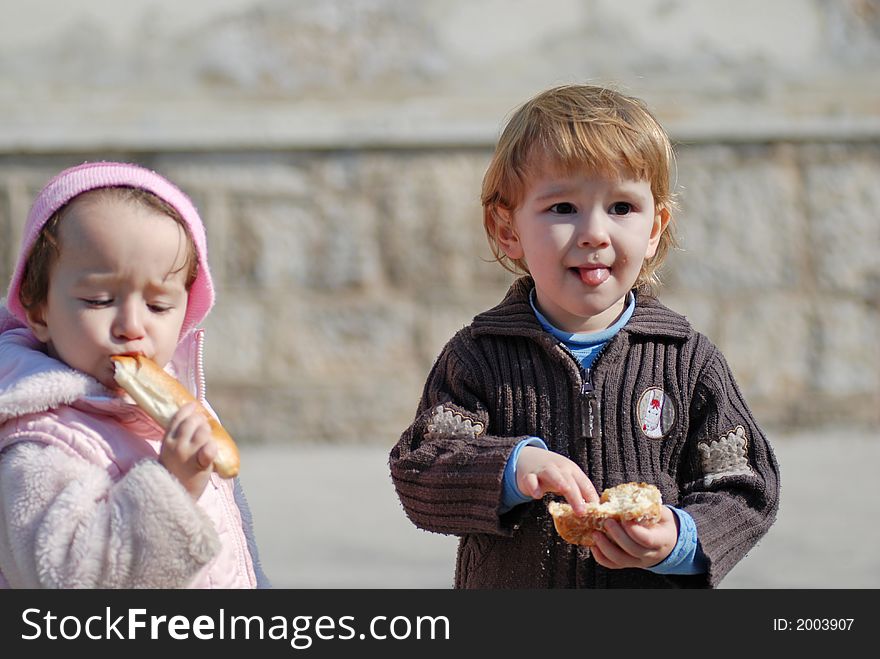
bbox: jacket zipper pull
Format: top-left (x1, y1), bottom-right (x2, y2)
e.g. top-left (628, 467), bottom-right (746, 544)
top-left (579, 368), bottom-right (597, 440)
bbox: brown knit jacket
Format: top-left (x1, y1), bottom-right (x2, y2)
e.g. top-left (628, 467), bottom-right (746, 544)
top-left (390, 276), bottom-right (780, 588)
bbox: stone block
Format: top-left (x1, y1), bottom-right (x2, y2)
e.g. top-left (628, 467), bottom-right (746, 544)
top-left (262, 292), bottom-right (419, 383)
top-left (804, 152), bottom-right (880, 295)
top-left (670, 145), bottom-right (804, 294)
top-left (813, 296), bottom-right (880, 400)
top-left (225, 193), bottom-right (382, 291)
top-left (202, 292), bottom-right (267, 385)
top-left (151, 156), bottom-right (312, 197)
top-left (209, 374), bottom-right (425, 445)
top-left (363, 152), bottom-right (504, 292)
top-left (713, 292), bottom-right (812, 413)
top-left (0, 189), bottom-right (10, 285)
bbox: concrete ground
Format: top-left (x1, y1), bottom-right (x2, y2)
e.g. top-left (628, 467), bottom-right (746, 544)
top-left (237, 428), bottom-right (880, 589)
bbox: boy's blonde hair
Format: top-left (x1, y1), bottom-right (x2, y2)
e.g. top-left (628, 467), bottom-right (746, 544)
top-left (481, 84), bottom-right (678, 293)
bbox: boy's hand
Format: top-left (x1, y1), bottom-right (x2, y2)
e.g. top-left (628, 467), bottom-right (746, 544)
top-left (590, 505), bottom-right (678, 569)
top-left (516, 446), bottom-right (599, 514)
top-left (159, 402), bottom-right (217, 500)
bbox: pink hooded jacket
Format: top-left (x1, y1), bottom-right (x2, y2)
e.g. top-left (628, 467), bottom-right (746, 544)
top-left (0, 163), bottom-right (258, 588)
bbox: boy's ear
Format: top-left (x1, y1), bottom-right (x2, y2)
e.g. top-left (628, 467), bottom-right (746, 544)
top-left (25, 305), bottom-right (51, 343)
top-left (493, 208), bottom-right (524, 260)
top-left (645, 206), bottom-right (671, 258)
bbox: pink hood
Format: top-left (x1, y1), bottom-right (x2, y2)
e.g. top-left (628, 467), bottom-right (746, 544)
top-left (5, 161), bottom-right (214, 337)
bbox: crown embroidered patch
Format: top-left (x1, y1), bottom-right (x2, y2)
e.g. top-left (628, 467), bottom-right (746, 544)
top-left (698, 425), bottom-right (754, 485)
top-left (425, 405), bottom-right (485, 441)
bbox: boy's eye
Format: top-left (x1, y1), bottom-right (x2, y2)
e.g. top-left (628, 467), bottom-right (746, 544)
top-left (148, 304), bottom-right (172, 313)
top-left (549, 202), bottom-right (577, 214)
top-left (609, 202), bottom-right (633, 215)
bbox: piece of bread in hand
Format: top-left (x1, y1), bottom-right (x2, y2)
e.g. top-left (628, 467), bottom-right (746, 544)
top-left (547, 481), bottom-right (662, 546)
top-left (111, 354), bottom-right (240, 478)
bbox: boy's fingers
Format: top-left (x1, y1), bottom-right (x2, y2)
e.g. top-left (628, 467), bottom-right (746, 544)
top-left (558, 479), bottom-right (587, 515)
top-left (618, 520), bottom-right (656, 549)
top-left (523, 473), bottom-right (541, 498)
top-left (575, 472), bottom-right (599, 503)
top-left (589, 539), bottom-right (614, 568)
top-left (603, 519), bottom-right (649, 558)
top-left (554, 477), bottom-right (587, 515)
top-left (567, 494), bottom-right (587, 516)
top-left (538, 465), bottom-right (565, 490)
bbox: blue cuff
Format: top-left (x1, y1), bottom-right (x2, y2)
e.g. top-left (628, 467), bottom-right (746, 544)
top-left (647, 506), bottom-right (708, 575)
top-left (500, 437), bottom-right (548, 513)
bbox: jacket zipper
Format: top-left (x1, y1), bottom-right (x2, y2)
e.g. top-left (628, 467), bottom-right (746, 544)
top-left (579, 366), bottom-right (598, 440)
top-left (556, 341), bottom-right (603, 441)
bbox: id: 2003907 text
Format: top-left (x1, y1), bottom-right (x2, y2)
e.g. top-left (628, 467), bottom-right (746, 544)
top-left (772, 618), bottom-right (854, 631)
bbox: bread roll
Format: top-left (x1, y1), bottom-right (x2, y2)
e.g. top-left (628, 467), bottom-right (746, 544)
top-left (111, 354), bottom-right (240, 478)
top-left (547, 481), bottom-right (662, 546)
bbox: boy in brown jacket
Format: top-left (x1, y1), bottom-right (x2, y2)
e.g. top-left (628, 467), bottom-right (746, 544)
top-left (390, 84), bottom-right (780, 588)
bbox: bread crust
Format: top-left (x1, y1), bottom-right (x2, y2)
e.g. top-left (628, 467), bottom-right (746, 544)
top-left (111, 354), bottom-right (240, 478)
top-left (547, 482), bottom-right (662, 547)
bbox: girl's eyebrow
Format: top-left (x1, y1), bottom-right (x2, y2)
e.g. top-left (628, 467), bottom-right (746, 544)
top-left (71, 271), bottom-right (116, 285)
top-left (72, 272), bottom-right (185, 292)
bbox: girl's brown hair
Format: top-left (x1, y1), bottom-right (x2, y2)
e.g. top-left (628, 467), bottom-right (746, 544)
top-left (481, 84), bottom-right (678, 293)
top-left (18, 187), bottom-right (199, 312)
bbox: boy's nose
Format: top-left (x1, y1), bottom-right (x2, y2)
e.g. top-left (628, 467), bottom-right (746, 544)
top-left (576, 208), bottom-right (611, 247)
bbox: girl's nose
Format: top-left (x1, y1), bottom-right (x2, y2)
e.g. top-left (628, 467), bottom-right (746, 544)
top-left (112, 301), bottom-right (146, 340)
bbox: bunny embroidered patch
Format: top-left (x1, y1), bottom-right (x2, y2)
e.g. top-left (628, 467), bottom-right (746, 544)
top-left (637, 387), bottom-right (675, 439)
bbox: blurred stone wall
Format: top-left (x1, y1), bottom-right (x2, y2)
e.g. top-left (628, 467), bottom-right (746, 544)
top-left (1, 0), bottom-right (878, 443)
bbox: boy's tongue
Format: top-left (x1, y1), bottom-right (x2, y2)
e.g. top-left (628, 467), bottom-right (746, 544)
top-left (578, 266), bottom-right (609, 286)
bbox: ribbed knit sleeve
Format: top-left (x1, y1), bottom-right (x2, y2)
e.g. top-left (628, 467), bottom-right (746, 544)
top-left (678, 336), bottom-right (781, 586)
top-left (390, 331), bottom-right (528, 537)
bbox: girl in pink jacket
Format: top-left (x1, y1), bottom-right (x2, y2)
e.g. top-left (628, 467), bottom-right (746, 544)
top-left (0, 162), bottom-right (267, 588)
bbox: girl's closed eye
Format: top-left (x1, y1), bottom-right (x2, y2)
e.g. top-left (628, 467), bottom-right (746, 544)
top-left (81, 297), bottom-right (112, 308)
top-left (80, 297), bottom-right (173, 313)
